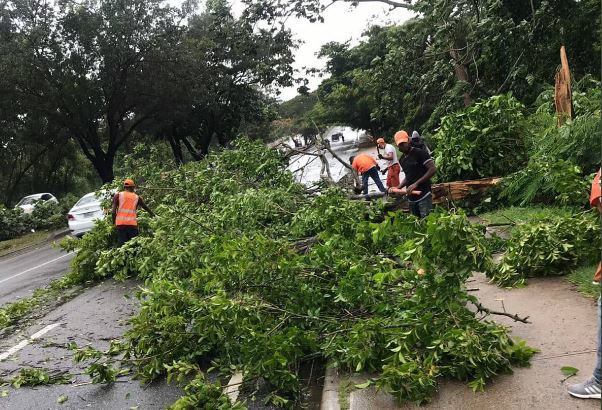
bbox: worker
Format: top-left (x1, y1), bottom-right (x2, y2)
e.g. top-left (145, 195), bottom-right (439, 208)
top-left (376, 137), bottom-right (401, 189)
top-left (567, 169), bottom-right (601, 400)
top-left (111, 179), bottom-right (154, 246)
top-left (388, 130), bottom-right (436, 218)
top-left (349, 154), bottom-right (387, 195)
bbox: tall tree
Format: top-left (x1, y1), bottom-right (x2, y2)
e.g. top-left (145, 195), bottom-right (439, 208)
top-left (1, 0), bottom-right (191, 182)
top-left (146, 0), bottom-right (296, 160)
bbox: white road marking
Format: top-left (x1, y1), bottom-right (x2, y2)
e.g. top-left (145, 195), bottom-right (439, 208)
top-left (0, 323), bottom-right (60, 361)
top-left (0, 253), bottom-right (72, 285)
top-left (224, 371), bottom-right (243, 403)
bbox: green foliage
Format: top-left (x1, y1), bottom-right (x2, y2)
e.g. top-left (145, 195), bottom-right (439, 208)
top-left (60, 219), bottom-right (116, 284)
top-left (11, 368), bottom-right (71, 388)
top-left (488, 211), bottom-right (599, 287)
top-left (501, 88), bottom-right (600, 207)
top-left (29, 201), bottom-right (65, 230)
top-left (500, 159), bottom-right (591, 207)
top-left (433, 94), bottom-right (527, 181)
top-left (0, 199), bottom-right (67, 242)
top-left (67, 140), bottom-right (535, 407)
top-left (0, 207), bottom-right (31, 241)
top-left (289, 0), bottom-right (600, 137)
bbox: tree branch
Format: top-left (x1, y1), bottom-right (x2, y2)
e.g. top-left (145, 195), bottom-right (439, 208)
top-left (471, 301), bottom-right (531, 324)
top-left (339, 0), bottom-right (417, 11)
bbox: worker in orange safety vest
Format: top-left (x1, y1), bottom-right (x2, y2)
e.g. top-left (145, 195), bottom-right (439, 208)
top-left (350, 154), bottom-right (387, 195)
top-left (111, 179), bottom-right (154, 246)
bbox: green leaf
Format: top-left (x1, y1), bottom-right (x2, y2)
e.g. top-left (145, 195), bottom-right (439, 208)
top-left (57, 394), bottom-right (68, 404)
top-left (0, 391), bottom-right (8, 398)
top-left (560, 366), bottom-right (579, 377)
top-left (354, 380), bottom-right (372, 389)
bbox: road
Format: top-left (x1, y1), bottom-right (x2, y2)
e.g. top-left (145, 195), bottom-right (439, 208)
top-left (0, 244), bottom-right (74, 305)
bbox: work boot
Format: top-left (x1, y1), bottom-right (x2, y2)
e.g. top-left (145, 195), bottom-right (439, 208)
top-left (568, 377), bottom-right (601, 399)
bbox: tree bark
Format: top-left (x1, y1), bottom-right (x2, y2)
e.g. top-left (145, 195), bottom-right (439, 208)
top-left (449, 49), bottom-right (473, 107)
top-left (167, 134), bottom-right (184, 165)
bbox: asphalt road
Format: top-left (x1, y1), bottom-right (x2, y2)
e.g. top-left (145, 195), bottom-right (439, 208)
top-left (0, 244), bottom-right (74, 305)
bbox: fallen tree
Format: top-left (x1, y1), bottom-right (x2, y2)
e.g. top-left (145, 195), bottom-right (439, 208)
top-left (63, 139), bottom-right (535, 408)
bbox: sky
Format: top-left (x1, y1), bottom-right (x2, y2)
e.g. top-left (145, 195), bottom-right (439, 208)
top-left (267, 2), bottom-right (414, 101)
top-left (170, 0), bottom-right (414, 101)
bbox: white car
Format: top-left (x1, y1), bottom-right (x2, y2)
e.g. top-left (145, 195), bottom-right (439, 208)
top-left (67, 192), bottom-right (111, 237)
top-left (15, 193), bottom-right (59, 214)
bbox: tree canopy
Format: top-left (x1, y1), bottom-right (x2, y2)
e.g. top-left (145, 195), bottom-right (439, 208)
top-left (0, 0), bottom-right (298, 189)
top-left (279, 0), bottom-right (600, 137)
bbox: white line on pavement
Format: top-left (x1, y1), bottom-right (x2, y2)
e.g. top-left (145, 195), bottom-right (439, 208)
top-left (0, 323), bottom-right (60, 361)
top-left (0, 253), bottom-right (72, 285)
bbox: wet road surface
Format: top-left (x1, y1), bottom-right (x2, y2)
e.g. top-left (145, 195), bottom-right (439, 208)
top-left (0, 244), bottom-right (74, 306)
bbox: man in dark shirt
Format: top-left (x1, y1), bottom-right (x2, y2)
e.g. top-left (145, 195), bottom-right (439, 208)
top-left (388, 130), bottom-right (436, 218)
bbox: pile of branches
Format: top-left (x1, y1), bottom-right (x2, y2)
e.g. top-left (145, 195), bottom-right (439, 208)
top-left (64, 139), bottom-right (535, 408)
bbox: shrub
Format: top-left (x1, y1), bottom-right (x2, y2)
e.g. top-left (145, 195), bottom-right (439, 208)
top-left (0, 206), bottom-right (32, 241)
top-left (30, 201), bottom-right (66, 230)
top-left (487, 211), bottom-right (599, 287)
top-left (432, 94), bottom-right (527, 181)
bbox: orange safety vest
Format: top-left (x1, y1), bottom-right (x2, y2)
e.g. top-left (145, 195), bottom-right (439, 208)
top-left (115, 191), bottom-right (139, 227)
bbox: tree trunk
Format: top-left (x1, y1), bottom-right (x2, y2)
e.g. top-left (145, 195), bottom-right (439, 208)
top-left (195, 133), bottom-right (212, 160)
top-left (90, 154), bottom-right (115, 183)
top-left (449, 49), bottom-right (473, 107)
top-left (167, 134), bottom-right (184, 165)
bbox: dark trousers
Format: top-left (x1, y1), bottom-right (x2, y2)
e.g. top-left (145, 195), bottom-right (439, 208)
top-left (409, 193), bottom-right (433, 219)
top-left (362, 167), bottom-right (387, 195)
top-left (117, 226), bottom-right (139, 246)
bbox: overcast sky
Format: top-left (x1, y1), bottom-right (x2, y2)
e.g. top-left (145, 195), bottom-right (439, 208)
top-left (268, 2), bottom-right (414, 101)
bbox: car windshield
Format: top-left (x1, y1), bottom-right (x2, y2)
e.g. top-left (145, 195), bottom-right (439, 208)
top-left (75, 195), bottom-right (100, 207)
top-left (17, 196), bottom-right (39, 206)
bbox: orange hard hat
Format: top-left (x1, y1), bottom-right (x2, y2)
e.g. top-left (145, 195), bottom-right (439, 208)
top-left (376, 138), bottom-right (385, 145)
top-left (394, 130), bottom-right (410, 145)
top-left (123, 178), bottom-right (136, 187)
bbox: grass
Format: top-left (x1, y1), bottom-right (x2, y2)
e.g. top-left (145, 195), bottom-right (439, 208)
top-left (478, 206), bottom-right (573, 227)
top-left (567, 263), bottom-right (601, 300)
top-left (338, 377), bottom-right (354, 410)
top-left (0, 231), bottom-right (51, 257)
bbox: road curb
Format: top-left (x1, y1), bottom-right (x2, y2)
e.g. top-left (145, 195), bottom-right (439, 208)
top-left (0, 228), bottom-right (70, 261)
top-left (320, 365), bottom-right (341, 410)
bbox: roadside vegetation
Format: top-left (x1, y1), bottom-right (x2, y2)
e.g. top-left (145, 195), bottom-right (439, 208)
top-left (0, 199), bottom-right (75, 242)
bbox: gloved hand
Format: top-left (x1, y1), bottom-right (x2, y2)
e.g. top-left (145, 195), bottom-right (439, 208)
top-left (381, 169), bottom-right (387, 175)
top-left (377, 154), bottom-right (384, 160)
